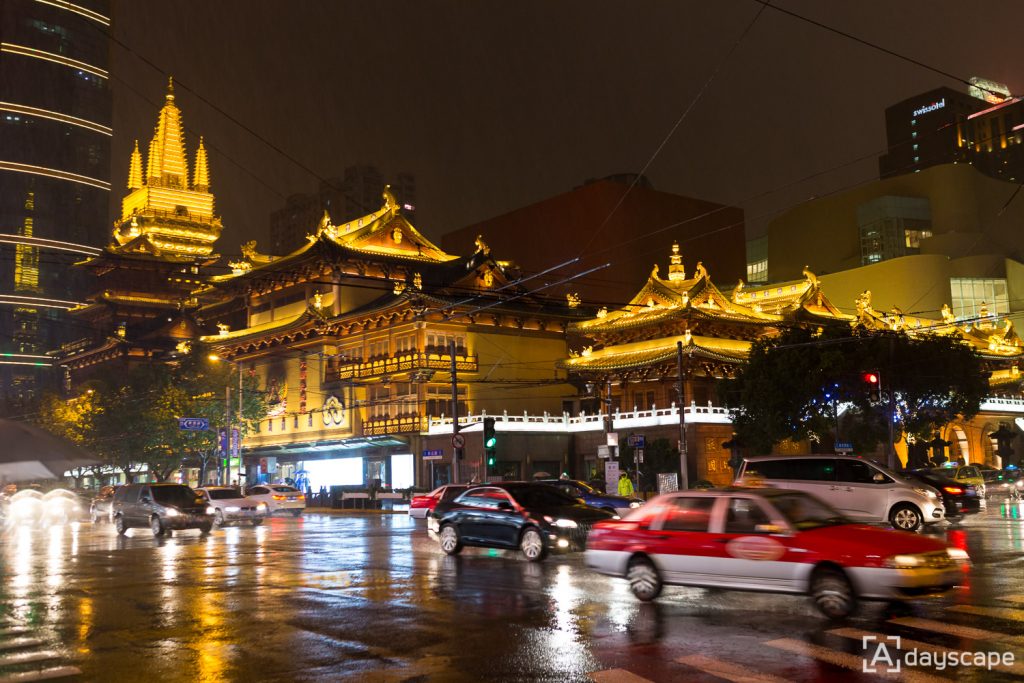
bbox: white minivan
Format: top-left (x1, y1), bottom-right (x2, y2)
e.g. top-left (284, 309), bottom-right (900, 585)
top-left (736, 455), bottom-right (944, 532)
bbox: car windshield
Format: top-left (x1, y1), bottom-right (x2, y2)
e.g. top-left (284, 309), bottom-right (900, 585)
top-left (204, 489), bottom-right (240, 500)
top-left (151, 486), bottom-right (202, 507)
top-left (508, 486), bottom-right (579, 508)
top-left (770, 492), bottom-right (849, 530)
top-left (270, 486), bottom-right (297, 493)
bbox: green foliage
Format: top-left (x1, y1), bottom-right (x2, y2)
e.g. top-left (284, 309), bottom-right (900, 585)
top-left (619, 437), bottom-right (678, 492)
top-left (721, 326), bottom-right (988, 455)
top-left (36, 351), bottom-right (268, 482)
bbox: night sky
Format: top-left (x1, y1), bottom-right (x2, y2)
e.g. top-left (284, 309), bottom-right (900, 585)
top-left (109, 1), bottom-right (1024, 260)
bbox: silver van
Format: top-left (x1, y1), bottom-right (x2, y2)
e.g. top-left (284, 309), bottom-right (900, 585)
top-left (737, 455), bottom-right (944, 531)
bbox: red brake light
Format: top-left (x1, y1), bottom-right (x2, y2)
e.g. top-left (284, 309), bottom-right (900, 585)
top-left (272, 494), bottom-right (286, 500)
top-left (943, 486), bottom-right (964, 495)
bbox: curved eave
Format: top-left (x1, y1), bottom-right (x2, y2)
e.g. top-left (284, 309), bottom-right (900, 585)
top-left (201, 310), bottom-right (312, 345)
top-left (559, 334), bottom-right (751, 371)
top-left (572, 305), bottom-right (780, 334)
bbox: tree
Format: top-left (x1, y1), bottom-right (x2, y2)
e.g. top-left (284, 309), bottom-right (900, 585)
top-left (721, 326), bottom-right (988, 456)
top-left (619, 437), bottom-right (678, 493)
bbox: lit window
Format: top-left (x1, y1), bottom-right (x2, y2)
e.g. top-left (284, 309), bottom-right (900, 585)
top-left (950, 277), bottom-right (1009, 320)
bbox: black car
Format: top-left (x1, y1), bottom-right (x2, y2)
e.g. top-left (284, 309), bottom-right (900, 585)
top-left (432, 482), bottom-right (615, 562)
top-left (982, 468), bottom-right (1022, 500)
top-left (903, 469), bottom-right (981, 519)
top-left (111, 483), bottom-right (214, 537)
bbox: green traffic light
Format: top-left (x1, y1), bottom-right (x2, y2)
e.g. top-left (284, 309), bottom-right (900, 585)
top-left (485, 436), bottom-right (497, 448)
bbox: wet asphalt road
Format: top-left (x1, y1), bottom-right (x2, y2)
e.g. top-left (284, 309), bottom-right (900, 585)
top-left (2, 504), bottom-right (1024, 682)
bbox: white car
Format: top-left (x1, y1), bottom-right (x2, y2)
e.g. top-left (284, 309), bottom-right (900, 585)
top-left (196, 487), bottom-right (268, 526)
top-left (245, 484), bottom-right (306, 516)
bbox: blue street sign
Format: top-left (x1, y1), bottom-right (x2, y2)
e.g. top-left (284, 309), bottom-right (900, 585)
top-left (423, 449), bottom-right (444, 461)
top-left (628, 433), bottom-right (646, 448)
top-left (179, 417), bottom-right (209, 431)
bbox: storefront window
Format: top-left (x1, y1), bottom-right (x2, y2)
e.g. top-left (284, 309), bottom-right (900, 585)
top-left (391, 453), bottom-right (414, 490)
top-left (302, 457), bottom-right (363, 489)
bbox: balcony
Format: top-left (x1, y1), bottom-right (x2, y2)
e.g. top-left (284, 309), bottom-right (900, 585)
top-left (362, 415), bottom-right (425, 436)
top-left (326, 350), bottom-right (478, 382)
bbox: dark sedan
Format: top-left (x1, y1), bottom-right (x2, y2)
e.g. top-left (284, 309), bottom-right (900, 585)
top-left (432, 482), bottom-right (615, 562)
top-left (903, 469), bottom-right (981, 520)
top-left (536, 479), bottom-right (644, 516)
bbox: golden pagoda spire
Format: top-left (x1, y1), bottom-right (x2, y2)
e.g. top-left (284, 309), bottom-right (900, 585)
top-left (667, 242), bottom-right (686, 281)
top-left (127, 140), bottom-right (143, 190)
top-left (193, 136), bottom-right (209, 191)
top-left (146, 76), bottom-right (189, 189)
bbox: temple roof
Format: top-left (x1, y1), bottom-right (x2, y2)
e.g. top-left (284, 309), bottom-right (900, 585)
top-left (558, 333), bottom-right (750, 372)
top-left (731, 267), bottom-right (851, 321)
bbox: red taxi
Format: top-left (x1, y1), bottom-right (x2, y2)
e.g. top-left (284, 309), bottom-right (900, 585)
top-left (409, 485), bottom-right (468, 521)
top-left (585, 487), bottom-right (969, 619)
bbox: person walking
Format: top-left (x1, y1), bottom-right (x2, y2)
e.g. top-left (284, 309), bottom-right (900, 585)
top-left (618, 471), bottom-right (634, 496)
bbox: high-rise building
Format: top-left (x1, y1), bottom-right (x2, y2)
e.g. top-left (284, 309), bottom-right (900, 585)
top-left (269, 165), bottom-right (416, 254)
top-left (0, 0), bottom-right (112, 406)
top-left (879, 78), bottom-right (1024, 182)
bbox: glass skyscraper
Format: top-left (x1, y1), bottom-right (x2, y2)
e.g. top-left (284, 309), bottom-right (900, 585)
top-left (0, 0), bottom-right (111, 406)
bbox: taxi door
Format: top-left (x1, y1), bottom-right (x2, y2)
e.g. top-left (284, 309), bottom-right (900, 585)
top-left (644, 495), bottom-right (723, 586)
top-left (701, 496), bottom-right (806, 592)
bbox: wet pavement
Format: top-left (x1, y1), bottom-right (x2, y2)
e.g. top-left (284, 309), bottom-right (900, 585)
top-left (1, 504), bottom-right (1024, 682)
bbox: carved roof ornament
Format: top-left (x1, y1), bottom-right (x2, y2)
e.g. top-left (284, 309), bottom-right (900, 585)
top-left (683, 329), bottom-right (692, 345)
top-left (240, 240), bottom-right (277, 265)
top-left (311, 292), bottom-right (324, 311)
top-left (667, 242), bottom-right (686, 281)
top-left (650, 263), bottom-right (661, 280)
top-left (228, 260), bottom-right (252, 275)
top-left (474, 234), bottom-right (491, 257)
top-left (566, 292), bottom-right (581, 308)
top-left (217, 323), bottom-right (230, 336)
top-left (413, 272), bottom-right (423, 290)
top-left (802, 265), bottom-right (819, 288)
top-left (596, 306), bottom-right (608, 318)
top-left (941, 304), bottom-right (956, 324)
top-left (382, 184), bottom-right (398, 212)
top-left (393, 280), bottom-right (406, 295)
top-left (580, 345), bottom-right (593, 357)
top-left (734, 279), bottom-right (746, 301)
top-left (318, 210), bottom-right (336, 237)
top-left (855, 290), bottom-right (873, 315)
top-left (694, 261), bottom-right (708, 280)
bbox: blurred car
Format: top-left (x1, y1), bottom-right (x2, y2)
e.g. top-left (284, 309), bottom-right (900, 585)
top-left (42, 489), bottom-right (88, 524)
top-left (410, 484), bottom-right (468, 521)
top-left (536, 479), bottom-right (643, 516)
top-left (585, 487), bottom-right (969, 619)
top-left (982, 468), bottom-right (1021, 500)
top-left (245, 484), bottom-right (305, 516)
top-left (196, 486), bottom-right (268, 526)
top-left (902, 470), bottom-right (981, 520)
top-left (4, 489), bottom-right (44, 526)
top-left (432, 482), bottom-right (615, 562)
top-left (90, 485), bottom-right (119, 524)
top-left (930, 464), bottom-right (986, 498)
top-left (111, 483), bottom-right (214, 537)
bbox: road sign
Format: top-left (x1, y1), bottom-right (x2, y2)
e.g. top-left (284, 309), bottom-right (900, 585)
top-left (451, 433), bottom-right (466, 449)
top-left (423, 449), bottom-right (444, 461)
top-left (597, 445), bottom-right (611, 459)
top-left (835, 441), bottom-right (853, 454)
top-left (636, 448), bottom-right (644, 463)
top-left (179, 417), bottom-right (209, 431)
top-left (628, 433), bottom-right (646, 448)
top-left (607, 432), bottom-right (618, 447)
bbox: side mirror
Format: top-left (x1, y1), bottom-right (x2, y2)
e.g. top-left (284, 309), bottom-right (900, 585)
top-left (873, 473), bottom-right (886, 483)
top-left (496, 501), bottom-right (513, 511)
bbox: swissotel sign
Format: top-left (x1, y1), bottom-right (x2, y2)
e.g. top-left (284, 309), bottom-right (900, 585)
top-left (913, 98), bottom-right (946, 117)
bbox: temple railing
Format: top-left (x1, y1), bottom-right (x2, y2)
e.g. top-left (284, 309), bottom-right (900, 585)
top-left (326, 351), bottom-right (478, 381)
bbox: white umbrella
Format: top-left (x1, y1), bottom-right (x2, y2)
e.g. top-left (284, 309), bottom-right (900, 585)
top-left (0, 419), bottom-right (100, 483)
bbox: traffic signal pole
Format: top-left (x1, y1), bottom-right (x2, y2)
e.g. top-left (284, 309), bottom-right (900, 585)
top-left (676, 341), bottom-right (689, 491)
top-left (450, 339), bottom-right (461, 484)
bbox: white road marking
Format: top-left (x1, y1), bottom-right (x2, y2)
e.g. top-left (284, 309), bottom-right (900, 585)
top-left (0, 651), bottom-right (60, 667)
top-left (0, 666), bottom-right (82, 682)
top-left (829, 627), bottom-right (1024, 676)
top-left (764, 637), bottom-right (946, 683)
top-left (947, 604), bottom-right (1024, 623)
top-left (890, 617), bottom-right (1024, 646)
top-left (676, 654), bottom-right (788, 682)
top-left (997, 594), bottom-right (1024, 605)
top-left (589, 669), bottom-right (655, 683)
top-left (0, 640), bottom-right (44, 653)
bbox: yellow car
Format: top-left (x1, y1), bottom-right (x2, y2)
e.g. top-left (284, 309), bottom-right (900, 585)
top-left (930, 464), bottom-right (986, 498)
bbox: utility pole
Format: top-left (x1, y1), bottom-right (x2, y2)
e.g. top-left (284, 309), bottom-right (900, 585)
top-left (450, 339), bottom-right (461, 484)
top-left (224, 384), bottom-right (231, 486)
top-left (886, 336), bottom-right (897, 470)
top-left (237, 361), bottom-right (243, 488)
top-left (676, 341), bottom-right (689, 490)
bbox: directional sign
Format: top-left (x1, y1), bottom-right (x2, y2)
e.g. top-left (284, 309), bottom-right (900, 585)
top-left (179, 417), bottom-right (209, 431)
top-left (423, 449), bottom-right (444, 461)
top-left (835, 441), bottom-right (853, 454)
top-left (628, 433), bottom-right (646, 448)
top-left (451, 433), bottom-right (466, 449)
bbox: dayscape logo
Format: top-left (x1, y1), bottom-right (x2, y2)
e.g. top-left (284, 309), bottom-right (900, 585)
top-left (862, 635), bottom-right (1016, 674)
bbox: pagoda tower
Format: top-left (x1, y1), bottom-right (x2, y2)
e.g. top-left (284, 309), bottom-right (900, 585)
top-left (113, 77), bottom-right (222, 257)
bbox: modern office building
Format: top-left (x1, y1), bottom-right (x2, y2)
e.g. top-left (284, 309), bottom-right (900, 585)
top-left (269, 165), bottom-right (416, 254)
top-left (0, 0), bottom-right (112, 405)
top-left (879, 78), bottom-right (1024, 182)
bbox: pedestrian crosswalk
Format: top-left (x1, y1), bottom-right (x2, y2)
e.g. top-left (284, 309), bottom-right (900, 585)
top-left (0, 616), bottom-right (79, 683)
top-left (588, 594), bottom-right (1024, 682)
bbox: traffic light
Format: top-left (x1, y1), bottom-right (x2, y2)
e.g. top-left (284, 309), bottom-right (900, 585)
top-left (863, 371), bottom-right (880, 401)
top-left (483, 417), bottom-right (497, 449)
top-left (487, 454), bottom-right (496, 467)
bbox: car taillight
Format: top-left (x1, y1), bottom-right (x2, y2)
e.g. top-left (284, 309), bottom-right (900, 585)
top-left (296, 495), bottom-right (305, 500)
top-left (944, 486), bottom-right (964, 495)
top-left (272, 494), bottom-right (286, 500)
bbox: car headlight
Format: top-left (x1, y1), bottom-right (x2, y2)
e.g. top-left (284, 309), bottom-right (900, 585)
top-left (257, 503), bottom-right (268, 511)
top-left (947, 547), bottom-right (970, 562)
top-left (543, 516), bottom-right (578, 528)
top-left (205, 506), bottom-right (216, 515)
top-left (225, 506), bottom-right (240, 512)
top-left (629, 501), bottom-right (642, 508)
top-left (884, 554), bottom-right (923, 569)
top-left (913, 487), bottom-right (938, 499)
top-left (165, 508), bottom-right (180, 517)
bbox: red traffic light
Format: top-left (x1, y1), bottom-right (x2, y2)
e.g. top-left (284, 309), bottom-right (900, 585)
top-left (863, 372), bottom-right (879, 384)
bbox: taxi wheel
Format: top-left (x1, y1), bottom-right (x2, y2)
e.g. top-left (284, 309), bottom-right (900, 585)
top-left (150, 516), bottom-right (165, 537)
top-left (627, 557), bottom-right (663, 601)
top-left (114, 515), bottom-right (127, 536)
top-left (811, 567), bottom-right (856, 619)
top-left (252, 518), bottom-right (264, 526)
top-left (520, 528), bottom-right (548, 562)
top-left (199, 523), bottom-right (212, 535)
top-left (290, 510), bottom-right (302, 517)
top-left (439, 524), bottom-right (463, 555)
top-left (889, 504), bottom-right (922, 532)
top-left (213, 510), bottom-right (225, 527)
